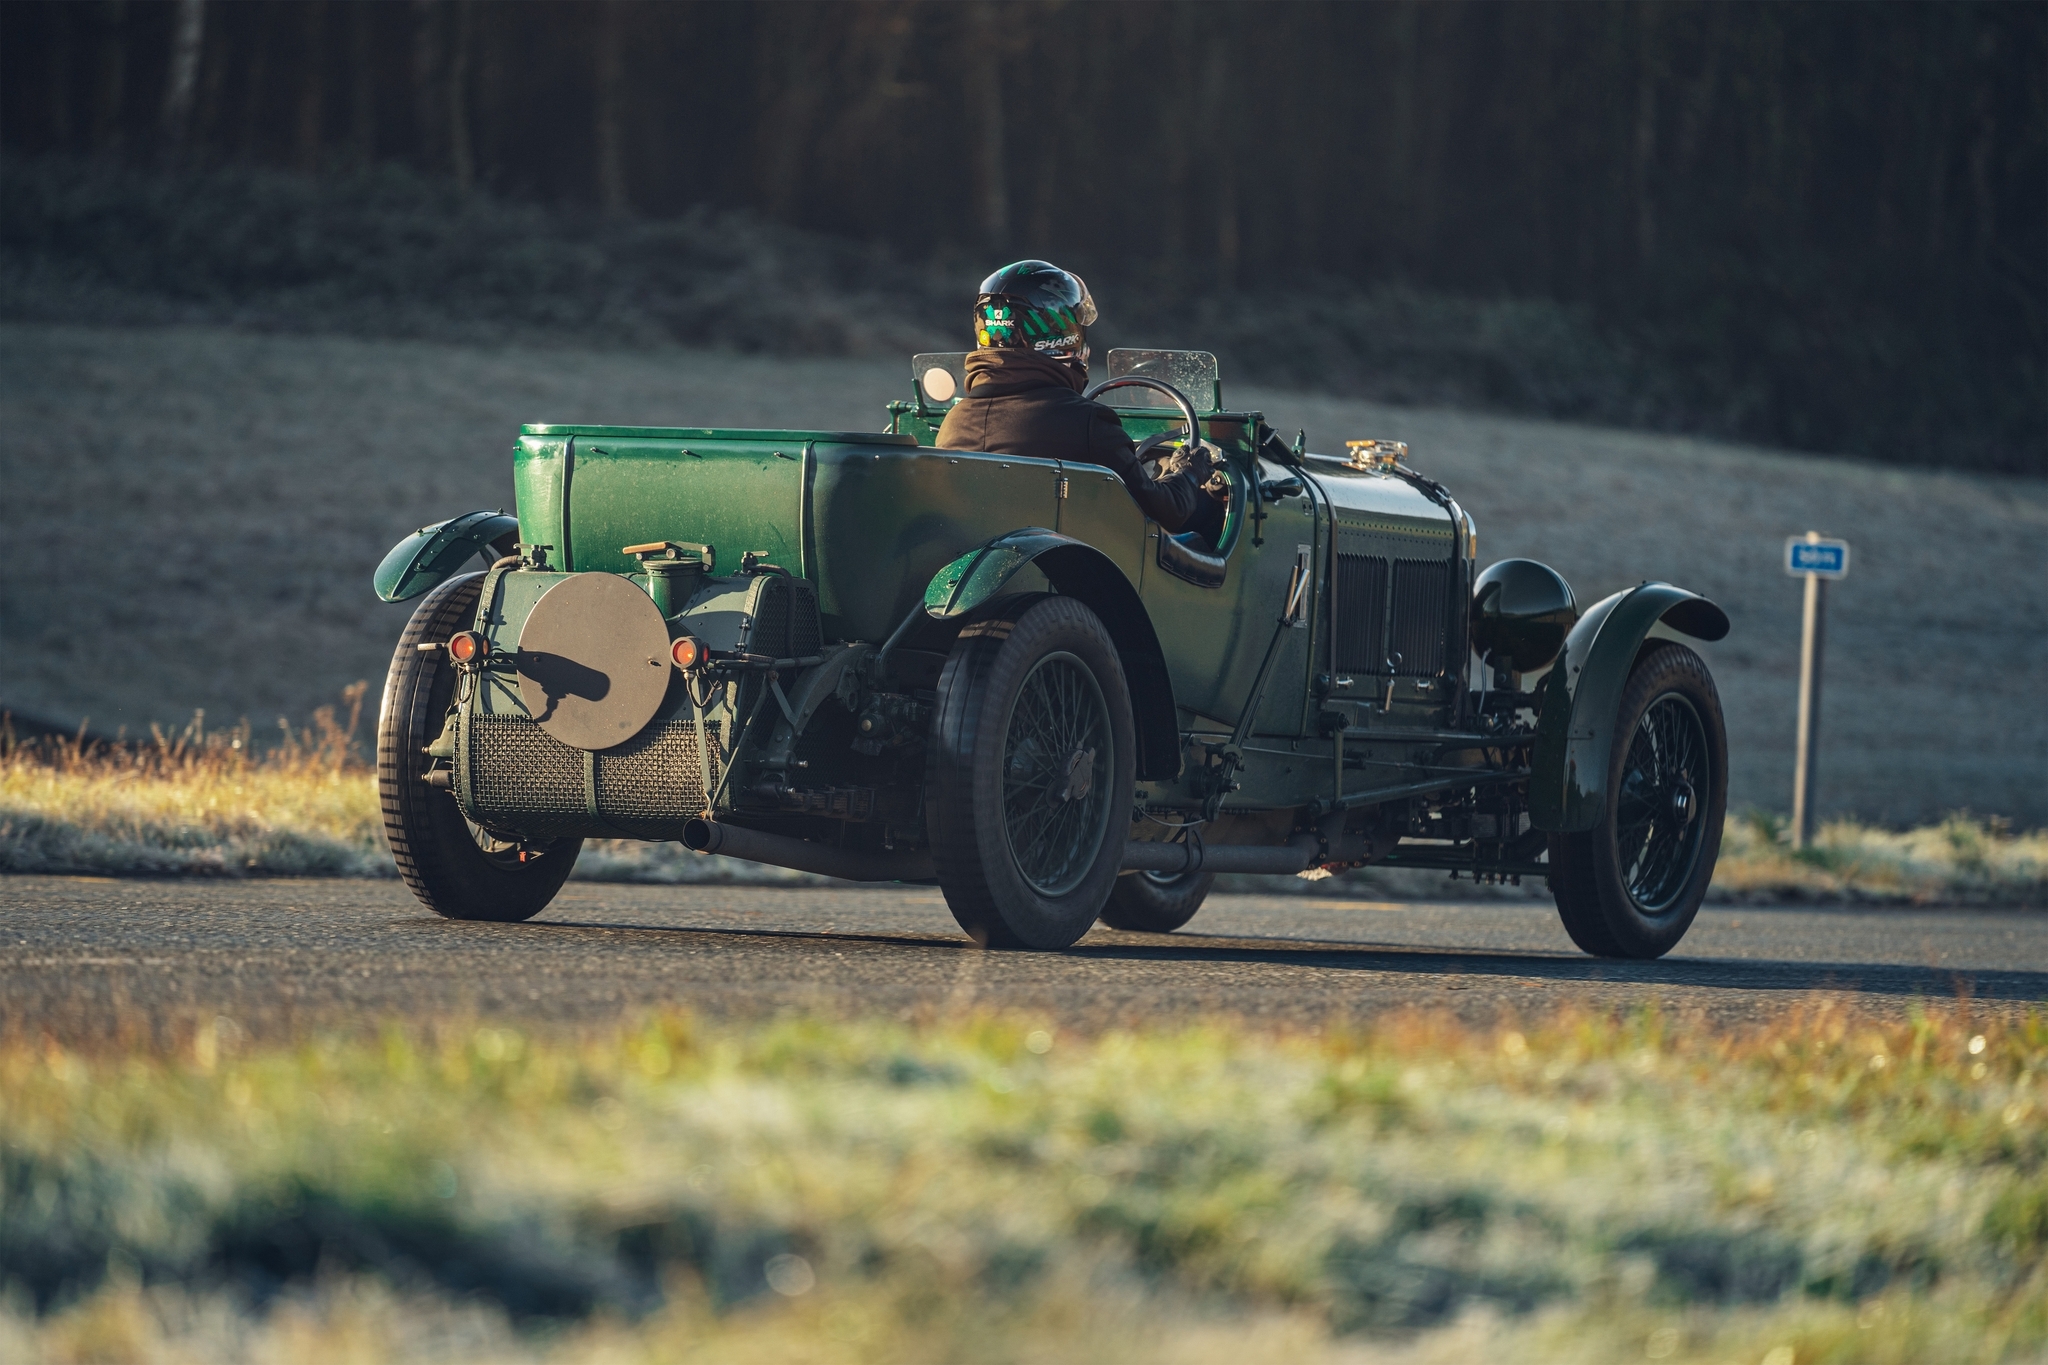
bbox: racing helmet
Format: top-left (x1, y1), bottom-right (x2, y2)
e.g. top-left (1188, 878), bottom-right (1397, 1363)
top-left (974, 260), bottom-right (1097, 361)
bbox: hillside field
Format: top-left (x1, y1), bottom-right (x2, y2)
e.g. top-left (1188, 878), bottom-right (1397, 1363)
top-left (0, 322), bottom-right (2042, 826)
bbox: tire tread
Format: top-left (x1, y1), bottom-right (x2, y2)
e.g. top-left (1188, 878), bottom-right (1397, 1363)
top-left (377, 573), bottom-right (579, 922)
top-left (1547, 642), bottom-right (1726, 960)
top-left (925, 597), bottom-right (1135, 950)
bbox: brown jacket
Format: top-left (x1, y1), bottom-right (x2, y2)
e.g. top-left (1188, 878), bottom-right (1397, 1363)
top-left (935, 349), bottom-right (1204, 532)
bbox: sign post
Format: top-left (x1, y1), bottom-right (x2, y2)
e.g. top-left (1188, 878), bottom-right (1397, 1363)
top-left (1784, 532), bottom-right (1850, 848)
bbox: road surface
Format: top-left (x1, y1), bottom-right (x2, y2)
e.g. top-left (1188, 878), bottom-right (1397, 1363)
top-left (4, 876), bottom-right (2041, 1044)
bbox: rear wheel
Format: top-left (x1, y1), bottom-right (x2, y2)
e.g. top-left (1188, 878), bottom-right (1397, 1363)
top-left (1101, 866), bottom-right (1214, 933)
top-left (1548, 643), bottom-right (1726, 958)
top-left (927, 597), bottom-right (1136, 949)
top-left (378, 573), bottom-right (581, 922)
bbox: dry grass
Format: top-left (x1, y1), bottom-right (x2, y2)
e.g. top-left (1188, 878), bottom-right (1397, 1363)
top-left (1, 1004), bottom-right (2042, 1363)
top-left (1717, 813), bottom-right (2048, 908)
top-left (2, 718), bottom-right (2042, 906)
top-left (0, 690), bottom-right (819, 886)
top-left (0, 686), bottom-right (386, 879)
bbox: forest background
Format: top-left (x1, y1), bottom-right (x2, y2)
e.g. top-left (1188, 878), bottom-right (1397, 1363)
top-left (1, 0), bottom-right (2042, 477)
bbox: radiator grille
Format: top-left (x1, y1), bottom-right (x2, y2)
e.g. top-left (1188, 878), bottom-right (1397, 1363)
top-left (465, 714), bottom-right (722, 838)
top-left (1389, 558), bottom-right (1453, 676)
top-left (1333, 553), bottom-right (1389, 675)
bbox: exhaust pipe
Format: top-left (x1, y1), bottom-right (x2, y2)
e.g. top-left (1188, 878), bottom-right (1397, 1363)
top-left (682, 819), bottom-right (934, 883)
top-left (1122, 833), bottom-right (1322, 876)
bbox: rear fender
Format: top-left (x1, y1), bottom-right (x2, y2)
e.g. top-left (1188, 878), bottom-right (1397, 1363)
top-left (1528, 582), bottom-right (1730, 832)
top-left (374, 511), bottom-right (523, 603)
top-left (925, 529), bottom-right (1181, 780)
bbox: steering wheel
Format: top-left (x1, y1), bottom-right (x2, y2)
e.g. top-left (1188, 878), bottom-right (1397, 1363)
top-left (1130, 429), bottom-right (1182, 477)
top-left (1082, 376), bottom-right (1202, 473)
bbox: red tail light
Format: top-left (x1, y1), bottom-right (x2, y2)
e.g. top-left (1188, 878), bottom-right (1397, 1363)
top-left (447, 631), bottom-right (488, 664)
top-left (670, 635), bottom-right (703, 670)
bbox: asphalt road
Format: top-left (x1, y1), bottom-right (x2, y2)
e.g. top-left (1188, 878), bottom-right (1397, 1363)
top-left (4, 875), bottom-right (2042, 1045)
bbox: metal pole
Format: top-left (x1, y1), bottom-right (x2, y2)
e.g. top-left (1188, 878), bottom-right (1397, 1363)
top-left (1790, 572), bottom-right (1827, 849)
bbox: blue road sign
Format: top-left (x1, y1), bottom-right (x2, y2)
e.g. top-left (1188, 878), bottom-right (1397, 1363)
top-left (1784, 536), bottom-right (1850, 579)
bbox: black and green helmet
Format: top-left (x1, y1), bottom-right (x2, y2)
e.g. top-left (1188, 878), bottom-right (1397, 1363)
top-left (974, 260), bottom-right (1097, 360)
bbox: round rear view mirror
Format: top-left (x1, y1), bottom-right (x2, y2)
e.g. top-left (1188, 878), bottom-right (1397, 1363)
top-left (921, 366), bottom-right (957, 403)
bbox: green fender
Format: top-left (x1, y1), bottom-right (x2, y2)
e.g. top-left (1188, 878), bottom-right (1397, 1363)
top-left (1528, 582), bottom-right (1731, 833)
top-left (373, 510), bottom-right (522, 603)
top-left (924, 529), bottom-right (1181, 781)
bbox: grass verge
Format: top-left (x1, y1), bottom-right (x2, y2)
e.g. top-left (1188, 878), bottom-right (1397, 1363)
top-left (1714, 813), bottom-right (2048, 908)
top-left (2, 1005), bottom-right (2043, 1363)
top-left (0, 693), bottom-right (388, 880)
top-left (0, 699), bottom-right (818, 887)
top-left (2, 707), bottom-right (2042, 904)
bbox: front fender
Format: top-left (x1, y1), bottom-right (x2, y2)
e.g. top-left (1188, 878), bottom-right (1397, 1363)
top-left (1528, 582), bottom-right (1730, 832)
top-left (924, 529), bottom-right (1181, 780)
top-left (373, 510), bottom-right (522, 603)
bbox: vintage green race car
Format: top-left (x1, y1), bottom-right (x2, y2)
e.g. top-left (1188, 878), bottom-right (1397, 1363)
top-left (373, 349), bottom-right (1730, 958)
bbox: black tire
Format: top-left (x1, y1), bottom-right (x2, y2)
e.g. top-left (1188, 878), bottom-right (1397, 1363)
top-left (927, 597), bottom-right (1136, 949)
top-left (1101, 866), bottom-right (1215, 933)
top-left (378, 572), bottom-right (582, 922)
top-left (1548, 642), bottom-right (1727, 959)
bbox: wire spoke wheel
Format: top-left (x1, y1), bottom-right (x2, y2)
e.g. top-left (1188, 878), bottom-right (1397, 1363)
top-left (1001, 652), bottom-right (1111, 897)
top-left (927, 597), bottom-right (1136, 950)
top-left (1614, 693), bottom-right (1708, 913)
top-left (1099, 859), bottom-right (1216, 934)
top-left (1547, 642), bottom-right (1727, 959)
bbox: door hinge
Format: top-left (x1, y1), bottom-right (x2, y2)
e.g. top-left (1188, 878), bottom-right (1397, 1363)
top-left (1057, 475), bottom-right (1070, 499)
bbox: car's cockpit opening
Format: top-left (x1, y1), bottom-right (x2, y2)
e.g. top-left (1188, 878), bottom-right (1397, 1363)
top-left (890, 347), bottom-right (1245, 566)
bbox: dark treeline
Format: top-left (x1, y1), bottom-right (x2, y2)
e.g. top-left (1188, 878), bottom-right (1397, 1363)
top-left (2, 0), bottom-right (2042, 473)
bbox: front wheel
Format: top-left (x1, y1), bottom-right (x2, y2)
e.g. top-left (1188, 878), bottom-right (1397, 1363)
top-left (1548, 642), bottom-right (1727, 959)
top-left (1101, 866), bottom-right (1214, 933)
top-left (377, 573), bottom-right (582, 922)
top-left (926, 597), bottom-right (1137, 949)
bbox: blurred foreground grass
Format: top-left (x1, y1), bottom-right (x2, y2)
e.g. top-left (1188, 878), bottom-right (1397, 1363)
top-left (2, 701), bottom-right (2042, 904)
top-left (2, 1005), bottom-right (2043, 1364)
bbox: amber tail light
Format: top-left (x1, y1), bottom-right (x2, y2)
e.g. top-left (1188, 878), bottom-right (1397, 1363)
top-left (670, 635), bottom-right (703, 670)
top-left (447, 631), bottom-right (488, 664)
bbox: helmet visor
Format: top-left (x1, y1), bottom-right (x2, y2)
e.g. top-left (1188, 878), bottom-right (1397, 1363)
top-left (1070, 276), bottom-right (1098, 327)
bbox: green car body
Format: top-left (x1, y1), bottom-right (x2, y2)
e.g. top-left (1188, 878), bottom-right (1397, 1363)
top-left (374, 351), bottom-right (1731, 956)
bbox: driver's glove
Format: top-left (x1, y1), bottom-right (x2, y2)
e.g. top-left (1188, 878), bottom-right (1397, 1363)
top-left (1156, 439), bottom-right (1217, 479)
top-left (1158, 441), bottom-right (1232, 502)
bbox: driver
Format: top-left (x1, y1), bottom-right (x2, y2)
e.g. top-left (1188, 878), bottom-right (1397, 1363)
top-left (936, 261), bottom-right (1228, 537)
